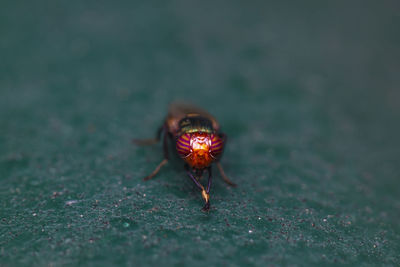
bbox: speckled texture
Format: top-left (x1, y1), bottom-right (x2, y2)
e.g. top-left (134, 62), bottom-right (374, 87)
top-left (1, 1), bottom-right (400, 266)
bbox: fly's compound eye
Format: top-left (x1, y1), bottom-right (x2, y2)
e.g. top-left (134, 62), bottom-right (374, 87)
top-left (176, 133), bottom-right (191, 158)
top-left (210, 134), bottom-right (224, 159)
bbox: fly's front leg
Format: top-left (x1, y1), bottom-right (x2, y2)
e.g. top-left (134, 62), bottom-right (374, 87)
top-left (143, 125), bottom-right (169, 181)
top-left (202, 166), bottom-right (212, 211)
top-left (206, 166), bottom-right (212, 194)
top-left (185, 164), bottom-right (210, 211)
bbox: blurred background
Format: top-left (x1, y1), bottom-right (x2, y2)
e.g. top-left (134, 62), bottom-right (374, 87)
top-left (1, 1), bottom-right (399, 266)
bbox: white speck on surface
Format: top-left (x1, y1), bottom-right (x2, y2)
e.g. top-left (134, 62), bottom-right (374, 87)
top-left (65, 200), bottom-right (78, 206)
top-left (323, 218), bottom-right (327, 222)
top-left (80, 214), bottom-right (83, 218)
top-left (32, 213), bottom-right (37, 216)
top-left (249, 230), bottom-right (253, 233)
top-left (143, 194), bottom-right (146, 197)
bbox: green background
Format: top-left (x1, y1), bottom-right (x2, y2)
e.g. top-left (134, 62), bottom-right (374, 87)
top-left (1, 1), bottom-right (400, 266)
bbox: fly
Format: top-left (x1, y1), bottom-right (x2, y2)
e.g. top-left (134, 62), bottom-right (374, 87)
top-left (133, 102), bottom-right (236, 211)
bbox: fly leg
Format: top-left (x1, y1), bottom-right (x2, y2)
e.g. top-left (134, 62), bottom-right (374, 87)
top-left (216, 133), bottom-right (237, 187)
top-left (216, 162), bottom-right (237, 187)
top-left (132, 125), bottom-right (163, 145)
top-left (202, 166), bottom-right (212, 211)
top-left (142, 125), bottom-right (169, 181)
top-left (143, 159), bottom-right (168, 181)
top-left (185, 164), bottom-right (210, 211)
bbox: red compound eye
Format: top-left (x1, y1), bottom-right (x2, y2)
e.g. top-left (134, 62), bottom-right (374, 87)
top-left (210, 134), bottom-right (224, 159)
top-left (176, 133), bottom-right (191, 158)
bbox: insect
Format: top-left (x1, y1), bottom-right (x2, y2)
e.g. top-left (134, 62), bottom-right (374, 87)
top-left (134, 102), bottom-right (236, 211)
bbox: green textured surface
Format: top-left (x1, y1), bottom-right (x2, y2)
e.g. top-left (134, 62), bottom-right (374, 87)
top-left (1, 1), bottom-right (400, 266)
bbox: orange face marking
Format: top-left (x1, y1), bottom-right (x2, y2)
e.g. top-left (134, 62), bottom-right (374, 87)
top-left (184, 133), bottom-right (213, 169)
